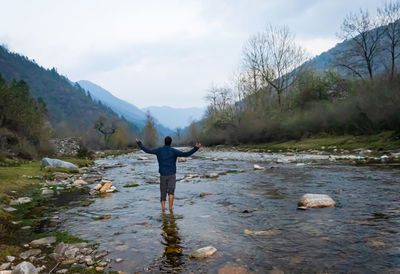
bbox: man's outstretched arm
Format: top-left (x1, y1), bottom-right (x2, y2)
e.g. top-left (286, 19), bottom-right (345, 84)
top-left (136, 138), bottom-right (158, 154)
top-left (175, 143), bottom-right (201, 157)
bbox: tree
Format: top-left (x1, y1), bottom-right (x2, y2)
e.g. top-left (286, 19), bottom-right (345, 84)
top-left (338, 9), bottom-right (386, 80)
top-left (143, 112), bottom-right (158, 147)
top-left (94, 116), bottom-right (116, 148)
top-left (378, 1), bottom-right (400, 79)
top-left (242, 25), bottom-right (307, 108)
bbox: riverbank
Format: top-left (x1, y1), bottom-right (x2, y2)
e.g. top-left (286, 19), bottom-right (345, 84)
top-left (235, 131), bottom-right (400, 153)
top-left (0, 154), bottom-right (126, 273)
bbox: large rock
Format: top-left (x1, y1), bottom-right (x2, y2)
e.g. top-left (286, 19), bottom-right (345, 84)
top-left (41, 158), bottom-right (78, 170)
top-left (11, 261), bottom-right (38, 274)
top-left (189, 246), bottom-right (217, 259)
top-left (30, 236), bottom-right (56, 247)
top-left (100, 182), bottom-right (112, 193)
top-left (19, 249), bottom-right (41, 260)
top-left (297, 194), bottom-right (336, 209)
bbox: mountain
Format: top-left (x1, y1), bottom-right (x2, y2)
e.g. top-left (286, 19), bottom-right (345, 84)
top-left (77, 80), bottom-right (173, 135)
top-left (0, 45), bottom-right (139, 137)
top-left (142, 106), bottom-right (206, 130)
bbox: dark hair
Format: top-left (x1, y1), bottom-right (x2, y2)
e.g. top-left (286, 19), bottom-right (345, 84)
top-left (165, 136), bottom-right (172, 146)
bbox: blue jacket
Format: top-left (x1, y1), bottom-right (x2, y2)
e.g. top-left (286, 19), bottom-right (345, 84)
top-left (137, 141), bottom-right (199, 176)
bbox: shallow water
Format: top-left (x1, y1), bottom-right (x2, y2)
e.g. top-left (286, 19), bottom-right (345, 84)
top-left (59, 151), bottom-right (400, 273)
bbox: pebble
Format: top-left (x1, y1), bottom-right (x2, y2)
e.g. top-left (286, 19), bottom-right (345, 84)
top-left (189, 246), bottom-right (217, 259)
top-left (6, 256), bottom-right (15, 263)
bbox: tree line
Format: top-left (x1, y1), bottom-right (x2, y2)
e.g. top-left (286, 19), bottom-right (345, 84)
top-left (181, 0), bottom-right (400, 146)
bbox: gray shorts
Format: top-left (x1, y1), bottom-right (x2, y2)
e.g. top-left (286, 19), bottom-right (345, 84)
top-left (160, 174), bottom-right (176, 201)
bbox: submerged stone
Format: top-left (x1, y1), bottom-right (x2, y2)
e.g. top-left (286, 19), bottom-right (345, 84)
top-left (189, 246), bottom-right (217, 259)
top-left (100, 182), bottom-right (112, 193)
top-left (253, 164), bottom-right (264, 170)
top-left (297, 194), bottom-right (336, 209)
top-left (244, 229), bottom-right (281, 236)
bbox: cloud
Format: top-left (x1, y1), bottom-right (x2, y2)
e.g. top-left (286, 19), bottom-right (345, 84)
top-left (0, 0), bottom-right (384, 108)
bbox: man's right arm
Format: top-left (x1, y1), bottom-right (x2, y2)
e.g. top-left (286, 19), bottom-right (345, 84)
top-left (136, 138), bottom-right (158, 154)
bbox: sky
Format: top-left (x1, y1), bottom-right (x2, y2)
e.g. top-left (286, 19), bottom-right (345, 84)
top-left (0, 0), bottom-right (383, 108)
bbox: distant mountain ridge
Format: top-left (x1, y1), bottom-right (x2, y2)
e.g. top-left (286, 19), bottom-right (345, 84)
top-left (142, 106), bottom-right (206, 130)
top-left (77, 80), bottom-right (173, 135)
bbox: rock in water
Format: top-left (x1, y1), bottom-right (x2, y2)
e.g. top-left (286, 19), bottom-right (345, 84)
top-left (253, 164), bottom-right (265, 170)
top-left (189, 246), bottom-right (217, 259)
top-left (200, 192), bottom-right (213, 197)
top-left (11, 261), bottom-right (38, 274)
top-left (177, 157), bottom-right (186, 162)
top-left (100, 182), bottom-right (112, 193)
top-left (297, 194), bottom-right (336, 209)
top-left (41, 158), bottom-right (78, 170)
top-left (244, 229), bottom-right (281, 236)
top-left (30, 236), bottom-right (56, 247)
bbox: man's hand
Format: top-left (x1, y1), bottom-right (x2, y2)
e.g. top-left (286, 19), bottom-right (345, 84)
top-left (195, 143), bottom-right (202, 149)
top-left (136, 138), bottom-right (141, 143)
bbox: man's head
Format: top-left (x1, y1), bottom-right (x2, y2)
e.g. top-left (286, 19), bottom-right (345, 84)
top-left (164, 136), bottom-right (172, 146)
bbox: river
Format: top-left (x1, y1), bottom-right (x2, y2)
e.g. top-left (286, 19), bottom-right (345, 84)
top-left (57, 149), bottom-right (400, 273)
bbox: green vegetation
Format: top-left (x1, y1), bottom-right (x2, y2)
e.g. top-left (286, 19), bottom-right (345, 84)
top-left (237, 131), bottom-right (400, 152)
top-left (123, 183), bottom-right (139, 188)
top-left (37, 231), bottom-right (88, 244)
top-left (92, 215), bottom-right (111, 221)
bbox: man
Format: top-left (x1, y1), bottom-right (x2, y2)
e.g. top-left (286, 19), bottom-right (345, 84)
top-left (136, 136), bottom-right (201, 212)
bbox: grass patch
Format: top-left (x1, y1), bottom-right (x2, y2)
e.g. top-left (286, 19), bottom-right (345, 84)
top-left (237, 131), bottom-right (400, 152)
top-left (59, 157), bottom-right (94, 168)
top-left (123, 183), bottom-right (139, 188)
top-left (44, 231), bottom-right (88, 244)
top-left (92, 215), bottom-right (111, 221)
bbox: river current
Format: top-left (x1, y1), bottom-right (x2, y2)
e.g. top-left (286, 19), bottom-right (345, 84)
top-left (58, 150), bottom-right (400, 273)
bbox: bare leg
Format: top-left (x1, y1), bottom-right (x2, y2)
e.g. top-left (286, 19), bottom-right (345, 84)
top-left (161, 201), bottom-right (166, 211)
top-left (168, 194), bottom-right (174, 212)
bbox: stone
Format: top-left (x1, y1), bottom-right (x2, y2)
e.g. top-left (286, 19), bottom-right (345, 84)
top-left (73, 179), bottom-right (87, 186)
top-left (0, 271), bottom-right (12, 274)
top-left (100, 182), bottom-right (112, 193)
top-left (6, 256), bottom-right (15, 262)
top-left (368, 239), bottom-right (385, 248)
top-left (56, 270), bottom-right (68, 274)
top-left (177, 157), bottom-right (186, 162)
top-left (106, 186), bottom-right (117, 193)
top-left (138, 156), bottom-right (148, 160)
top-left (200, 192), bottom-right (213, 197)
top-left (64, 247), bottom-right (79, 258)
top-left (189, 246), bottom-right (217, 259)
top-left (94, 250), bottom-right (108, 260)
top-left (218, 263), bottom-right (249, 274)
top-left (21, 226), bottom-right (31, 230)
top-left (11, 261), bottom-right (38, 274)
top-left (95, 267), bottom-right (104, 271)
top-left (41, 189), bottom-right (54, 195)
top-left (253, 164), bottom-right (265, 170)
top-left (244, 229), bottom-right (281, 236)
top-left (54, 242), bottom-right (68, 255)
top-left (297, 194), bottom-right (336, 209)
top-left (208, 173), bottom-right (219, 178)
top-left (30, 236), bottom-right (56, 247)
top-left (0, 263), bottom-right (10, 271)
top-left (41, 157), bottom-right (78, 170)
top-left (19, 249), bottom-right (41, 260)
top-left (93, 184), bottom-right (102, 190)
top-left (10, 197), bottom-right (32, 205)
top-left (3, 207), bottom-right (17, 212)
top-left (84, 256), bottom-right (94, 266)
top-left (115, 258), bottom-right (123, 263)
top-left (289, 256), bottom-right (303, 265)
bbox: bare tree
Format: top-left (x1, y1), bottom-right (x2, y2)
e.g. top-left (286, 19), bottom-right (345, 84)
top-left (143, 111), bottom-right (158, 147)
top-left (204, 85), bottom-right (234, 114)
top-left (242, 25), bottom-right (307, 108)
top-left (338, 9), bottom-right (386, 80)
top-left (94, 116), bottom-right (116, 148)
top-left (378, 1), bottom-right (400, 79)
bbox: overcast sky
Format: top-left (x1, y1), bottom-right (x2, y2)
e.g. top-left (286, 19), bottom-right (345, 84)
top-left (0, 0), bottom-right (382, 108)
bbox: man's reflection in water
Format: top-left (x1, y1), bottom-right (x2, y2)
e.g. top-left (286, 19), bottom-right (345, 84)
top-left (159, 212), bottom-right (184, 272)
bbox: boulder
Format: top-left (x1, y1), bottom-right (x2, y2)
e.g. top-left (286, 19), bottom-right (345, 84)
top-left (10, 197), bottom-right (32, 205)
top-left (41, 158), bottom-right (78, 170)
top-left (73, 180), bottom-right (87, 186)
top-left (297, 194), bottom-right (336, 209)
top-left (189, 246), bottom-right (217, 259)
top-left (177, 157), bottom-right (186, 162)
top-left (11, 261), bottom-right (38, 274)
top-left (19, 249), bottom-right (41, 260)
top-left (30, 236), bottom-right (56, 247)
top-left (253, 164), bottom-right (264, 170)
top-left (100, 182), bottom-right (112, 193)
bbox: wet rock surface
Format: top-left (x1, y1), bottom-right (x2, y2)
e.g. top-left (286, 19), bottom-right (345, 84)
top-left (297, 193), bottom-right (336, 209)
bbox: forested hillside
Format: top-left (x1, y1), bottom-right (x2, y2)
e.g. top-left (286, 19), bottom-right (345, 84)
top-left (0, 45), bottom-right (139, 148)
